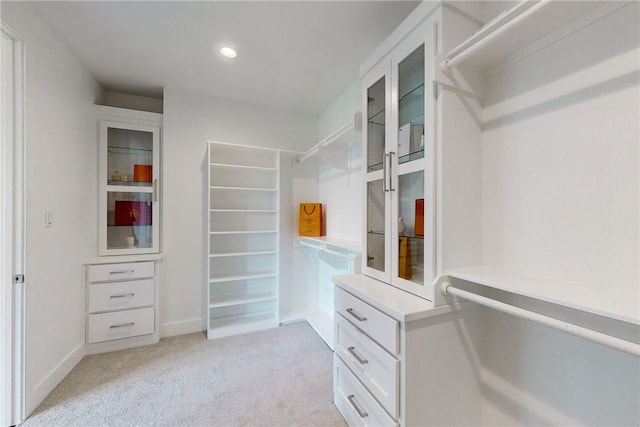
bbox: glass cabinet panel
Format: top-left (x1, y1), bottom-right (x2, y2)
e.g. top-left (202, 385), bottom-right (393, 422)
top-left (367, 77), bottom-right (386, 173)
top-left (107, 128), bottom-right (154, 186)
top-left (397, 45), bottom-right (425, 165)
top-left (366, 179), bottom-right (385, 272)
top-left (396, 170), bottom-right (424, 285)
top-left (99, 116), bottom-right (160, 256)
top-left (107, 191), bottom-right (154, 250)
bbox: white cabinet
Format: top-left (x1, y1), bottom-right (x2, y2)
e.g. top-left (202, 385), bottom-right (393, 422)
top-left (361, 5), bottom-right (438, 300)
top-left (333, 274), bottom-right (482, 426)
top-left (85, 258), bottom-right (160, 354)
top-left (96, 106), bottom-right (162, 256)
top-left (206, 141), bottom-right (280, 339)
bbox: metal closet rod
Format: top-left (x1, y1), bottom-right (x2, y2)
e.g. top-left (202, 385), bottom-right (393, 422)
top-left (299, 240), bottom-right (358, 261)
top-left (441, 283), bottom-right (640, 357)
top-left (442, 0), bottom-right (551, 71)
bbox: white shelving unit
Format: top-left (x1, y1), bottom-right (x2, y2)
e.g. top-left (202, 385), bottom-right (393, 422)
top-left (206, 141), bottom-right (280, 339)
top-left (431, 0), bottom-right (640, 330)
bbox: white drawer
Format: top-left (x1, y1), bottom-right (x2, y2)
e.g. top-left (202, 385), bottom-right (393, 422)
top-left (86, 262), bottom-right (154, 283)
top-left (335, 287), bottom-right (399, 355)
top-left (334, 355), bottom-right (398, 427)
top-left (88, 279), bottom-right (154, 313)
top-left (87, 307), bottom-right (154, 344)
top-left (336, 313), bottom-right (399, 417)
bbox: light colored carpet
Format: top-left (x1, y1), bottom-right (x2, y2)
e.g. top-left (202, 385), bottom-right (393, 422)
top-left (22, 321), bottom-right (347, 427)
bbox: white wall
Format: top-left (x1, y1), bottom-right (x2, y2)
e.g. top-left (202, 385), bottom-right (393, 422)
top-left (478, 3), bottom-right (639, 425)
top-left (160, 88), bottom-right (317, 336)
top-left (1, 2), bottom-right (103, 416)
top-left (317, 79), bottom-right (363, 243)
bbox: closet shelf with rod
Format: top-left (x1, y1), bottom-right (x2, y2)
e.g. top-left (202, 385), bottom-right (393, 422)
top-left (434, 0), bottom-right (630, 100)
top-left (296, 111), bottom-right (362, 170)
top-left (441, 266), bottom-right (639, 356)
top-left (440, 0), bottom-right (625, 74)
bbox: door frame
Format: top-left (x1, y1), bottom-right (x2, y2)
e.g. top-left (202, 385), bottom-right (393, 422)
top-left (1, 20), bottom-right (26, 427)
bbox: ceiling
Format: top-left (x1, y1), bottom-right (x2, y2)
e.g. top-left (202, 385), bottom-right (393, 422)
top-left (30, 1), bottom-right (421, 115)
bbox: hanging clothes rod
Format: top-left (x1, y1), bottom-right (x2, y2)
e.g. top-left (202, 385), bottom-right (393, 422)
top-left (441, 282), bottom-right (640, 357)
top-left (441, 0), bottom-right (550, 71)
top-left (298, 240), bottom-right (323, 250)
top-left (321, 247), bottom-right (359, 261)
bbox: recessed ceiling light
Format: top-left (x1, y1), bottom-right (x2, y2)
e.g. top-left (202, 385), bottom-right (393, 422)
top-left (220, 47), bottom-right (237, 58)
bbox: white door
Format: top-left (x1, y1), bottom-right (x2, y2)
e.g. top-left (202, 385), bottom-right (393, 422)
top-left (1, 22), bottom-right (26, 427)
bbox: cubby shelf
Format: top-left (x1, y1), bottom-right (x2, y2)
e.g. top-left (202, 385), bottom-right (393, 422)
top-left (209, 186), bottom-right (277, 192)
top-left (209, 209), bottom-right (277, 213)
top-left (210, 163), bottom-right (277, 171)
top-left (208, 272), bottom-right (278, 284)
top-left (209, 230), bottom-right (277, 235)
top-left (207, 311), bottom-right (278, 339)
top-left (208, 293), bottom-right (278, 309)
top-left (209, 250), bottom-right (278, 258)
top-left (206, 141), bottom-right (280, 339)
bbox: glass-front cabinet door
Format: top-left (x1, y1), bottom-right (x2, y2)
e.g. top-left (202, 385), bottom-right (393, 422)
top-left (99, 121), bottom-right (160, 255)
top-left (363, 65), bottom-right (392, 283)
top-left (362, 18), bottom-right (434, 299)
top-left (391, 42), bottom-right (432, 297)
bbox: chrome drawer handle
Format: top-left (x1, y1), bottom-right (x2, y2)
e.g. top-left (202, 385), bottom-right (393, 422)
top-left (109, 322), bottom-right (135, 329)
top-left (347, 346), bottom-right (368, 365)
top-left (110, 293), bottom-right (135, 299)
top-left (109, 269), bottom-right (134, 275)
top-left (347, 394), bottom-right (368, 418)
top-left (346, 308), bottom-right (367, 322)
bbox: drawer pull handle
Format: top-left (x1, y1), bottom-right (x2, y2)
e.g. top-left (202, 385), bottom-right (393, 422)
top-left (110, 293), bottom-right (135, 299)
top-left (109, 322), bottom-right (135, 329)
top-left (346, 308), bottom-right (367, 322)
top-left (347, 394), bottom-right (368, 418)
top-left (347, 346), bottom-right (368, 365)
top-left (109, 269), bottom-right (134, 275)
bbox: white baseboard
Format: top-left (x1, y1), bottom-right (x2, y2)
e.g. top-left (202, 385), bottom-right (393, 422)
top-left (27, 342), bottom-right (85, 417)
top-left (160, 318), bottom-right (203, 338)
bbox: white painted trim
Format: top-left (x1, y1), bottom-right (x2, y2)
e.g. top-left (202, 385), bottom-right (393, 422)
top-left (27, 343), bottom-right (84, 416)
top-left (94, 104), bottom-right (163, 124)
top-left (160, 318), bottom-right (203, 338)
top-left (1, 20), bottom-right (26, 426)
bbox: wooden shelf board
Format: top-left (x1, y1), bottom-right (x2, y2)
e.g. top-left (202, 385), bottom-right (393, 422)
top-left (298, 236), bottom-right (361, 253)
top-left (210, 209), bottom-right (277, 213)
top-left (209, 162), bottom-right (277, 171)
top-left (209, 272), bottom-right (278, 284)
top-left (208, 293), bottom-right (277, 309)
top-left (209, 230), bottom-right (278, 235)
top-left (207, 311), bottom-right (278, 339)
top-left (209, 185), bottom-right (277, 192)
top-left (209, 250), bottom-right (278, 258)
top-left (106, 184), bottom-right (153, 193)
top-left (447, 266), bottom-right (640, 326)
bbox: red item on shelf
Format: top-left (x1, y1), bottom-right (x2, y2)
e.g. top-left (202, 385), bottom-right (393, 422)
top-left (133, 164), bottom-right (152, 182)
top-left (114, 201), bottom-right (152, 226)
top-left (415, 199), bottom-right (424, 237)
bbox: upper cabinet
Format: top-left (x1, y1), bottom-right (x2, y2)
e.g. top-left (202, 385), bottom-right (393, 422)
top-left (96, 106), bottom-right (162, 256)
top-left (362, 8), bottom-right (437, 300)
